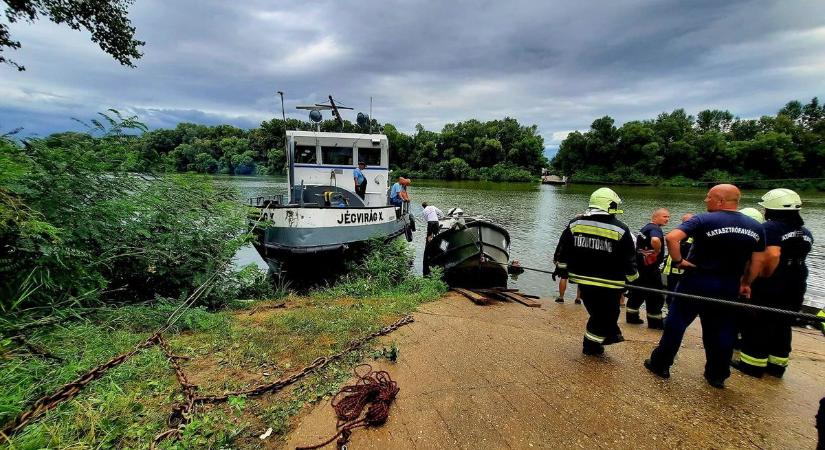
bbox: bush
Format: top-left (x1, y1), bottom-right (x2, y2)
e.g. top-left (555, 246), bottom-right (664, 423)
top-left (0, 120), bottom-right (248, 316)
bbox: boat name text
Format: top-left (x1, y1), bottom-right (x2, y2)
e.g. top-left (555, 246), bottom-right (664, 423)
top-left (338, 211), bottom-right (384, 224)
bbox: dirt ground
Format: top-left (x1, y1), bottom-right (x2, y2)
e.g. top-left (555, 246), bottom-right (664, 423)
top-left (282, 292), bottom-right (825, 449)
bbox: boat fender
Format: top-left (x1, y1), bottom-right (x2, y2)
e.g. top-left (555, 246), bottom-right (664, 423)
top-left (408, 213), bottom-right (416, 232)
top-left (405, 225), bottom-right (413, 242)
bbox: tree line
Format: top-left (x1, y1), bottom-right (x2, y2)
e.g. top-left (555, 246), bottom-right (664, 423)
top-left (552, 98), bottom-right (825, 188)
top-left (32, 115), bottom-right (548, 182)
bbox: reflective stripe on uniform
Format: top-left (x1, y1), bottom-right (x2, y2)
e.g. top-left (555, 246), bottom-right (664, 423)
top-left (570, 224), bottom-right (621, 240)
top-left (647, 312), bottom-right (663, 319)
top-left (818, 310), bottom-right (825, 333)
top-left (626, 308), bottom-right (639, 313)
top-left (556, 262), bottom-right (568, 269)
top-left (739, 352), bottom-right (768, 368)
top-left (768, 355), bottom-right (789, 367)
top-left (570, 219), bottom-right (626, 236)
top-left (626, 272), bottom-right (639, 282)
top-left (569, 273), bottom-right (625, 289)
top-left (662, 256), bottom-right (683, 275)
top-left (584, 331), bottom-right (605, 343)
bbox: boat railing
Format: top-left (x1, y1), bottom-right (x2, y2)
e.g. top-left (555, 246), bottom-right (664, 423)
top-left (248, 195), bottom-right (286, 208)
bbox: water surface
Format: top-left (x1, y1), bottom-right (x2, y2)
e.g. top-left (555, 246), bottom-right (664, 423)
top-left (220, 175), bottom-right (825, 309)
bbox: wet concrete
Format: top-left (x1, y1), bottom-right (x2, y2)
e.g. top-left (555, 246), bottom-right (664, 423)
top-left (284, 293), bottom-right (825, 449)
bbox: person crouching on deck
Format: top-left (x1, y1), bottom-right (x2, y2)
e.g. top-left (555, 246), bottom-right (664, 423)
top-left (553, 187), bottom-right (638, 356)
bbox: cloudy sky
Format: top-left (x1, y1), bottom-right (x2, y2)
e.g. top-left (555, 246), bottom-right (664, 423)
top-left (2, 0), bottom-right (824, 154)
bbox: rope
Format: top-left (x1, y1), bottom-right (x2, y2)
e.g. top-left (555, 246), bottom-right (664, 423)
top-left (498, 262), bottom-right (825, 324)
top-left (296, 364), bottom-right (399, 450)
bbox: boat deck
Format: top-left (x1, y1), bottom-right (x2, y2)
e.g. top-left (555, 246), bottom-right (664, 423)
top-left (285, 292), bottom-right (825, 449)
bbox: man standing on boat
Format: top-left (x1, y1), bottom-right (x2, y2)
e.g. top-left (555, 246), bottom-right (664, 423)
top-left (554, 187), bottom-right (638, 356)
top-left (645, 184), bottom-right (765, 389)
top-left (354, 162), bottom-right (368, 200)
top-left (421, 202), bottom-right (444, 242)
top-left (626, 208), bottom-right (670, 329)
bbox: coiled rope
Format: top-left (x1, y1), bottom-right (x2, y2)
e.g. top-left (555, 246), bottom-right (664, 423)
top-left (296, 364), bottom-right (399, 450)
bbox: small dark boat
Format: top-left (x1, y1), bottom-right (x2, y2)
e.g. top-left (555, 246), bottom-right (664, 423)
top-left (424, 210), bottom-right (511, 288)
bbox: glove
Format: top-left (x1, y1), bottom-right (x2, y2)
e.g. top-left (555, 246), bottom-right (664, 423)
top-left (551, 268), bottom-right (558, 281)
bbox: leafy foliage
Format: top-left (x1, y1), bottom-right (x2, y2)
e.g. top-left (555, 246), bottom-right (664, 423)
top-left (552, 98), bottom-right (825, 187)
top-left (2, 0), bottom-right (144, 71)
top-left (0, 114), bottom-right (248, 315)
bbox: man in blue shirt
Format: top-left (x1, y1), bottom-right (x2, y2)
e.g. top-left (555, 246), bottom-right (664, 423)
top-left (645, 184), bottom-right (765, 389)
top-left (389, 177), bottom-right (406, 207)
top-left (353, 162), bottom-right (367, 200)
top-left (626, 208), bottom-right (669, 329)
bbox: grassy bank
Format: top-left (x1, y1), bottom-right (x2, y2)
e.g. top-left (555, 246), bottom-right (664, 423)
top-left (1, 240), bottom-right (447, 449)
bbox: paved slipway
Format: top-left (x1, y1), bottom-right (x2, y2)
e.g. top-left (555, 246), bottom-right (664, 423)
top-left (285, 293), bottom-right (825, 449)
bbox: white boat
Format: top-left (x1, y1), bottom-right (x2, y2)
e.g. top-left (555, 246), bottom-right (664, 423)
top-left (248, 101), bottom-right (414, 273)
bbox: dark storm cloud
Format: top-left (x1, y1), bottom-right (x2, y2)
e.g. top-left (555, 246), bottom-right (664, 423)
top-left (1, 0), bottom-right (824, 149)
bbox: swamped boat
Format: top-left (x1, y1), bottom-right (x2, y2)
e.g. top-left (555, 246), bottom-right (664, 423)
top-left (423, 209), bottom-right (511, 288)
top-left (248, 97), bottom-right (414, 275)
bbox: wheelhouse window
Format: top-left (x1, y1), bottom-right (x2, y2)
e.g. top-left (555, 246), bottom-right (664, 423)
top-left (295, 145), bottom-right (317, 164)
top-left (321, 146), bottom-right (353, 165)
top-left (357, 147), bottom-right (382, 166)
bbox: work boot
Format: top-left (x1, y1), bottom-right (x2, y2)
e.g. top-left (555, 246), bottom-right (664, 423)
top-left (603, 333), bottom-right (625, 345)
top-left (555, 296), bottom-right (564, 303)
top-left (574, 298), bottom-right (582, 304)
top-left (626, 311), bottom-right (644, 324)
top-left (730, 359), bottom-right (764, 378)
top-left (647, 317), bottom-right (664, 330)
top-left (582, 338), bottom-right (604, 356)
top-left (644, 359), bottom-right (670, 379)
top-left (765, 363), bottom-right (786, 378)
top-left (704, 375), bottom-right (726, 389)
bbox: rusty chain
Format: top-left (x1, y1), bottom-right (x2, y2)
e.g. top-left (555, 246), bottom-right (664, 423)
top-left (0, 332), bottom-right (161, 438)
top-left (0, 263), bottom-right (224, 442)
top-left (151, 314), bottom-right (415, 448)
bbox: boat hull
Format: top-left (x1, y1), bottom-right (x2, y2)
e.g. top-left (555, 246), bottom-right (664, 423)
top-left (424, 220), bottom-right (510, 288)
top-left (251, 205), bottom-right (410, 265)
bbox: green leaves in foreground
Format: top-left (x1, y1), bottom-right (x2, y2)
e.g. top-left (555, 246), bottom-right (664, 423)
top-left (1, 129), bottom-right (248, 315)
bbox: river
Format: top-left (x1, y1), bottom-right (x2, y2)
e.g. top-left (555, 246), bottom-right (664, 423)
top-left (220, 175), bottom-right (825, 310)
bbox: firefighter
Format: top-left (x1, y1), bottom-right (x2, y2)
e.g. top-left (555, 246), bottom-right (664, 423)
top-left (661, 213), bottom-right (694, 306)
top-left (645, 184), bottom-right (765, 389)
top-left (733, 188), bottom-right (813, 378)
top-left (626, 208), bottom-right (670, 329)
top-left (554, 187), bottom-right (638, 356)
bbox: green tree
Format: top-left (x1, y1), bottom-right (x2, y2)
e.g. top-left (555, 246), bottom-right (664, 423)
top-left (2, 0), bottom-right (144, 71)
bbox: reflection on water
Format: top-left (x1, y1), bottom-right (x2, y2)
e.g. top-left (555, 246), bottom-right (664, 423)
top-left (220, 175), bottom-right (825, 309)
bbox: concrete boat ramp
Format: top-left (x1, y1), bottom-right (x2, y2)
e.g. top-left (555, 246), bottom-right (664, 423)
top-left (285, 292), bottom-right (825, 449)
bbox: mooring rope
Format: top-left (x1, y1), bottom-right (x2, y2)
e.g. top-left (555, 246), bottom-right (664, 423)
top-left (296, 364), bottom-right (399, 450)
top-left (498, 262), bottom-right (825, 324)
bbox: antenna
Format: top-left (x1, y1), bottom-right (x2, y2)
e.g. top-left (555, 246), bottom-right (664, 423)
top-left (277, 90), bottom-right (288, 151)
top-left (369, 96), bottom-right (373, 134)
top-left (328, 95), bottom-right (344, 130)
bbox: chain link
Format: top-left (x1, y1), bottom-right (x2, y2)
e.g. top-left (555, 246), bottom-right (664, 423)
top-left (150, 314), bottom-right (415, 447)
top-left (2, 312), bottom-right (413, 446)
top-left (1, 333), bottom-right (161, 437)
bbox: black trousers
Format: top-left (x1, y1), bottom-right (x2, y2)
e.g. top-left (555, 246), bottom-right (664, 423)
top-left (626, 269), bottom-right (665, 319)
top-left (426, 221), bottom-right (439, 240)
top-left (666, 274), bottom-right (682, 306)
top-left (579, 284), bottom-right (623, 346)
top-left (649, 274), bottom-right (738, 380)
top-left (355, 180), bottom-right (367, 199)
top-left (739, 280), bottom-right (806, 372)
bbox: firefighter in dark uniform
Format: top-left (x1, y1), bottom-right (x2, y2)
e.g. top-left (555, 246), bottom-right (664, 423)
top-left (645, 184), bottom-right (765, 389)
top-left (626, 208), bottom-right (670, 329)
top-left (661, 213), bottom-right (694, 306)
top-left (733, 189), bottom-right (813, 378)
top-left (554, 187), bottom-right (638, 356)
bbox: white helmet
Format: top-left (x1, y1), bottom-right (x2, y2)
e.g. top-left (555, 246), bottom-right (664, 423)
top-left (758, 188), bottom-right (802, 210)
